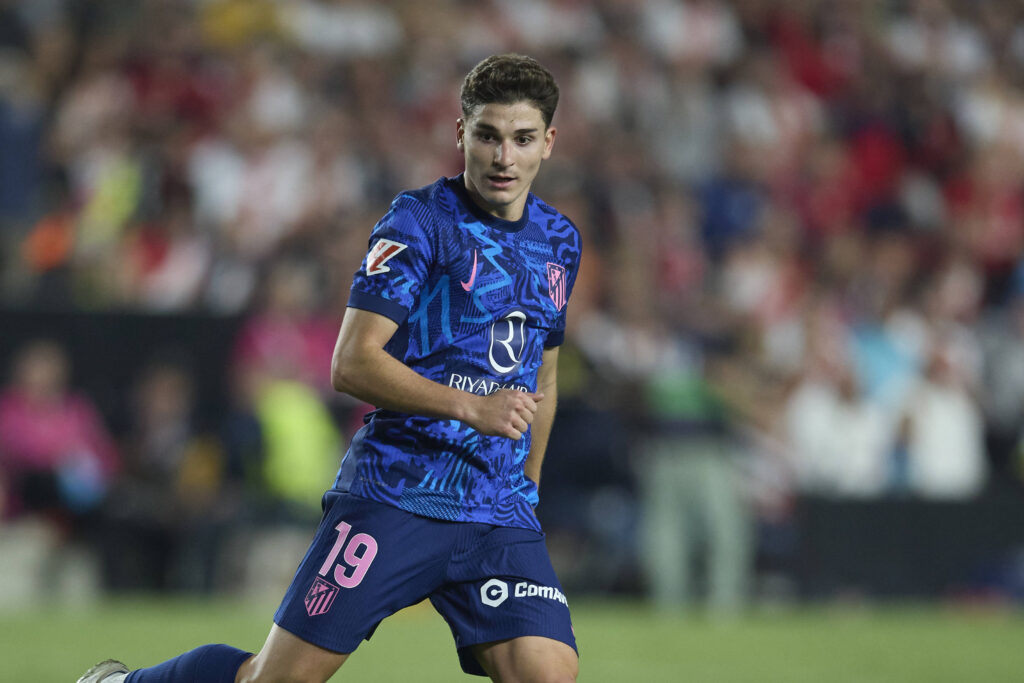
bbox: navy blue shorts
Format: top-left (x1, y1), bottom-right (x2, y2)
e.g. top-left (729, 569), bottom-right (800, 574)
top-left (274, 491), bottom-right (576, 676)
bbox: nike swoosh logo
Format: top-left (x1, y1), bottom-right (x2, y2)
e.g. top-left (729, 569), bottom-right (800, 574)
top-left (461, 250), bottom-right (479, 291)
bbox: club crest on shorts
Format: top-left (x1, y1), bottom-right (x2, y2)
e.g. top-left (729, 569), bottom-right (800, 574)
top-left (305, 576), bottom-right (340, 616)
top-left (546, 263), bottom-right (567, 311)
top-left (366, 239), bottom-right (407, 275)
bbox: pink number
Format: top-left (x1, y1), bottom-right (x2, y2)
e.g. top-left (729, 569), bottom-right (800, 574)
top-left (333, 533), bottom-right (378, 588)
top-left (318, 522), bottom-right (352, 577)
top-left (318, 521), bottom-right (379, 588)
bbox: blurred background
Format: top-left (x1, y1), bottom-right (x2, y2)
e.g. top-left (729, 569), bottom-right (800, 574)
top-left (2, 0), bottom-right (1024, 621)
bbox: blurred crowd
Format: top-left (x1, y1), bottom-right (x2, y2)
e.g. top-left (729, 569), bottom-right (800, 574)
top-left (4, 0), bottom-right (1024, 605)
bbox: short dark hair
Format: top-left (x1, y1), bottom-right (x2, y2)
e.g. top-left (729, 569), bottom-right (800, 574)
top-left (460, 54), bottom-right (559, 128)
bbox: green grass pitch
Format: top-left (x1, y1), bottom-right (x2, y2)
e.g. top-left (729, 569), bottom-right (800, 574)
top-left (4, 598), bottom-right (1023, 681)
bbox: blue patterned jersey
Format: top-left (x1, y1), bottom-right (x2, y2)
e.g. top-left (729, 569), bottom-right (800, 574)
top-left (334, 175), bottom-right (582, 531)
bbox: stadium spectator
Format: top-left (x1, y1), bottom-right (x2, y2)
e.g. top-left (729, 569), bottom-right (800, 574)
top-left (784, 358), bottom-right (891, 498)
top-left (637, 332), bottom-right (754, 615)
top-left (16, 172), bottom-right (76, 306)
top-left (978, 265), bottom-right (1024, 476)
top-left (225, 257), bottom-right (351, 517)
top-left (120, 191), bottom-right (212, 312)
top-left (230, 258), bottom-right (338, 397)
top-left (0, 338), bottom-right (118, 606)
top-left (899, 343), bottom-right (988, 499)
top-left (0, 339), bottom-right (119, 521)
top-left (0, 50), bottom-right (46, 226)
top-left (102, 357), bottom-right (242, 593)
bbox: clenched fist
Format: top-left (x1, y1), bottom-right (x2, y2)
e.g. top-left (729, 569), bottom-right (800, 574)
top-left (465, 389), bottom-right (544, 440)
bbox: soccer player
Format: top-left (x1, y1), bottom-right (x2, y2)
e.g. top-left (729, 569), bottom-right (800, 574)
top-left (78, 53), bottom-right (582, 683)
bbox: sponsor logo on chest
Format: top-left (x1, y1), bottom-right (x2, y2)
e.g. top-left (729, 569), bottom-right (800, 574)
top-left (448, 374), bottom-right (529, 395)
top-left (488, 310), bottom-right (526, 374)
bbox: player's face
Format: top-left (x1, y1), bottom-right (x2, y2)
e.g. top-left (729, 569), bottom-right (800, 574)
top-left (457, 101), bottom-right (556, 221)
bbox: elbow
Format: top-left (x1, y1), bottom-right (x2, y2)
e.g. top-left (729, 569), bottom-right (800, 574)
top-left (330, 367), bottom-right (346, 394)
top-left (331, 332), bottom-right (385, 398)
top-left (331, 353), bottom-right (358, 394)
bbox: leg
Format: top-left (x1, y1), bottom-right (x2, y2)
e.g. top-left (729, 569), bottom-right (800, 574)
top-left (235, 625), bottom-right (348, 683)
top-left (85, 494), bottom-right (459, 683)
top-left (700, 453), bottom-right (752, 615)
top-left (106, 629), bottom-right (345, 683)
top-left (472, 636), bottom-right (578, 683)
top-left (429, 527), bottom-right (577, 679)
top-left (118, 645), bottom-right (252, 682)
top-left (639, 444), bottom-right (690, 610)
top-left (268, 493), bottom-right (454, 678)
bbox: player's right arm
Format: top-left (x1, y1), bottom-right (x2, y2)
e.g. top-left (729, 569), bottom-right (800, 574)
top-left (331, 306), bottom-right (542, 440)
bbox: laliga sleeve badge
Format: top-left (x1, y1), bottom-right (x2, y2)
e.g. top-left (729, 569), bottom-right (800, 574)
top-left (366, 239), bottom-right (408, 275)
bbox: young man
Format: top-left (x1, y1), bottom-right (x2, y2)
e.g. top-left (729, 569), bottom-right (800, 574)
top-left (78, 53), bottom-right (582, 683)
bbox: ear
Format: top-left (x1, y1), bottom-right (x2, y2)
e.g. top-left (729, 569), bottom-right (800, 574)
top-left (456, 118), bottom-right (465, 150)
top-left (541, 125), bottom-right (557, 160)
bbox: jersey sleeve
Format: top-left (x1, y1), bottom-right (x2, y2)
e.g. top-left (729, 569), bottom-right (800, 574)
top-left (348, 195), bottom-right (436, 324)
top-left (544, 220), bottom-right (583, 348)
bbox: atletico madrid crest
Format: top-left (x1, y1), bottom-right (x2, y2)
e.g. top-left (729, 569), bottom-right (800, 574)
top-left (304, 576), bottom-right (340, 616)
top-left (546, 263), bottom-right (567, 311)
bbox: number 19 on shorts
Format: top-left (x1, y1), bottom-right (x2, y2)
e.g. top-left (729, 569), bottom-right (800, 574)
top-left (319, 521), bottom-right (379, 588)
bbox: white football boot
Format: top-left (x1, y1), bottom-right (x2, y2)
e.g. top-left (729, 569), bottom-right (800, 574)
top-left (76, 659), bottom-right (130, 683)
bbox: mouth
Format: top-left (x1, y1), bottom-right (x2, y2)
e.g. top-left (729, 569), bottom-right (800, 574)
top-left (486, 174), bottom-right (516, 190)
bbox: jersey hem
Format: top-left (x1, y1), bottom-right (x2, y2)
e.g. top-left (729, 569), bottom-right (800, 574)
top-left (339, 483), bottom-right (543, 533)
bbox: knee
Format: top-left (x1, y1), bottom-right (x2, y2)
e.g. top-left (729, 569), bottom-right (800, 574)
top-left (555, 659), bottom-right (579, 683)
top-left (488, 660), bottom-right (578, 683)
top-left (557, 664), bottom-right (579, 683)
top-left (476, 637), bottom-right (577, 683)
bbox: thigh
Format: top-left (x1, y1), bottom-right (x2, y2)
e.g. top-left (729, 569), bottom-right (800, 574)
top-left (236, 624), bottom-right (348, 683)
top-left (273, 492), bottom-right (454, 656)
top-left (473, 635), bottom-right (578, 683)
top-left (430, 525), bottom-right (577, 677)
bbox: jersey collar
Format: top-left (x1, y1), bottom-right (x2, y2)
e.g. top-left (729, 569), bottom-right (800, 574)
top-left (448, 175), bottom-right (530, 233)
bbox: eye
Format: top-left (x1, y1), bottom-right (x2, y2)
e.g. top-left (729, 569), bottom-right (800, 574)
top-left (516, 136), bottom-right (533, 145)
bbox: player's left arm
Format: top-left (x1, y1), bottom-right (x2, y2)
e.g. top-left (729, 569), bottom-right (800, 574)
top-left (524, 346), bottom-right (559, 489)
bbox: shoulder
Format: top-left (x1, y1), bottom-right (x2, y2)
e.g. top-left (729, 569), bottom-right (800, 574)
top-left (394, 177), bottom-right (457, 213)
top-left (386, 177), bottom-right (459, 234)
top-left (531, 194), bottom-right (580, 235)
top-left (396, 181), bottom-right (436, 207)
top-left (529, 194), bottom-right (582, 255)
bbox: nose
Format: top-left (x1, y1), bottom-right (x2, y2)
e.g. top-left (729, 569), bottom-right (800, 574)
top-left (494, 140), bottom-right (513, 167)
